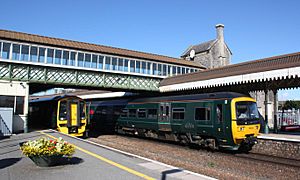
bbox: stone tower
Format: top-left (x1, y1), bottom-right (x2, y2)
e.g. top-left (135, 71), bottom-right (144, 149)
top-left (181, 24), bottom-right (232, 69)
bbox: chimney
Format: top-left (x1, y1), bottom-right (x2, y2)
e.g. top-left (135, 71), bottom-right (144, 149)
top-left (215, 24), bottom-right (225, 42)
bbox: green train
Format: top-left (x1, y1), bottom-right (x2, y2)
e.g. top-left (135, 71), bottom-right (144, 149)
top-left (89, 92), bottom-right (260, 151)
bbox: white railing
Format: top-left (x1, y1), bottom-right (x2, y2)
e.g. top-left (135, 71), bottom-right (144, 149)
top-left (278, 109), bottom-right (300, 127)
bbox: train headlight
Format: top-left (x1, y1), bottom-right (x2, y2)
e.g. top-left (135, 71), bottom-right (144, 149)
top-left (239, 127), bottom-right (244, 131)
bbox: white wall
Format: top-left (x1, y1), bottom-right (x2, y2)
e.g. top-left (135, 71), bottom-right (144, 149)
top-left (0, 80), bottom-right (29, 133)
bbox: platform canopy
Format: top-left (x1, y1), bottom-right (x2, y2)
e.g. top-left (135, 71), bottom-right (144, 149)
top-left (160, 52), bottom-right (300, 93)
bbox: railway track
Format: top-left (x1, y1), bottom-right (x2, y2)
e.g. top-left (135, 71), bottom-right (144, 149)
top-left (234, 152), bottom-right (300, 168)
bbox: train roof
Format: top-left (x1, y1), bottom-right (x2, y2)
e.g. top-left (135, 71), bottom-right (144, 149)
top-left (131, 92), bottom-right (249, 103)
top-left (30, 95), bottom-right (81, 103)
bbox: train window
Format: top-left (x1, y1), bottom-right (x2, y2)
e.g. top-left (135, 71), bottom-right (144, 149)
top-left (121, 109), bottom-right (128, 117)
top-left (137, 109), bottom-right (146, 118)
top-left (148, 109), bottom-right (157, 119)
top-left (172, 108), bottom-right (185, 120)
top-left (217, 104), bottom-right (223, 122)
top-left (195, 107), bottom-right (211, 121)
top-left (165, 106), bottom-right (170, 116)
top-left (80, 101), bottom-right (85, 119)
top-left (59, 101), bottom-right (67, 120)
top-left (129, 109), bottom-right (137, 118)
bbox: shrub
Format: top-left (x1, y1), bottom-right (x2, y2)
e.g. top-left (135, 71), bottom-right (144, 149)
top-left (20, 137), bottom-right (75, 157)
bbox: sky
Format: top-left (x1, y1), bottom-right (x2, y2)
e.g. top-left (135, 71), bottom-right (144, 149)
top-left (1, 0), bottom-right (299, 100)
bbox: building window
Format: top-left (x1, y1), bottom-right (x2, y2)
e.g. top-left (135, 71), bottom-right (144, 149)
top-left (163, 64), bottom-right (167, 76)
top-left (130, 60), bottom-right (135, 72)
top-left (38, 47), bottom-right (46, 63)
top-left (195, 107), bottom-right (211, 121)
top-left (84, 53), bottom-right (91, 68)
top-left (182, 67), bottom-right (186, 74)
top-left (98, 55), bottom-right (104, 69)
top-left (153, 63), bottom-right (157, 75)
top-left (12, 44), bottom-right (20, 60)
top-left (172, 66), bottom-right (176, 75)
top-left (141, 61), bottom-right (146, 74)
top-left (62, 51), bottom-right (69, 65)
top-left (158, 64), bottom-right (162, 75)
top-left (91, 54), bottom-right (97, 68)
top-left (137, 109), bottom-right (146, 118)
top-left (0, 95), bottom-right (24, 115)
top-left (69, 52), bottom-right (76, 66)
top-left (0, 41), bottom-right (2, 57)
top-left (118, 58), bottom-right (124, 71)
top-left (147, 62), bottom-right (151, 74)
top-left (2, 42), bottom-right (11, 59)
top-left (112, 57), bottom-right (117, 70)
top-left (172, 108), bottom-right (185, 120)
top-left (167, 65), bottom-right (171, 76)
top-left (77, 53), bottom-right (84, 67)
top-left (47, 48), bottom-right (54, 64)
top-left (30, 46), bottom-right (38, 62)
top-left (135, 61), bottom-right (141, 73)
top-left (190, 69), bottom-right (194, 73)
top-left (105, 56), bottom-right (111, 70)
top-left (177, 67), bottom-right (181, 74)
top-left (21, 45), bottom-right (29, 61)
top-left (124, 59), bottom-right (129, 72)
top-left (54, 49), bottom-right (62, 65)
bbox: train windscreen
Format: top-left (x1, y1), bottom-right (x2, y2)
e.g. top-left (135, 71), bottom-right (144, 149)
top-left (235, 101), bottom-right (260, 125)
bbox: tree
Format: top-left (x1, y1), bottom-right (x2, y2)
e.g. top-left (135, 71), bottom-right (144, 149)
top-left (282, 100), bottom-right (300, 110)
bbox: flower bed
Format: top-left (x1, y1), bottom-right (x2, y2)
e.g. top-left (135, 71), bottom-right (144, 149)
top-left (20, 137), bottom-right (75, 166)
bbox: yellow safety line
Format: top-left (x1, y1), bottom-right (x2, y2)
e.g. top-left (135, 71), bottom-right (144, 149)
top-left (39, 131), bottom-right (155, 180)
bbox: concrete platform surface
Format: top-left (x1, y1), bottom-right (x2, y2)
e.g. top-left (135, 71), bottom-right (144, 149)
top-left (258, 133), bottom-right (300, 142)
top-left (0, 130), bottom-right (215, 180)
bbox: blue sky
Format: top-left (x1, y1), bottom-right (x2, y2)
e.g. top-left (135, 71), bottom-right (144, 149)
top-left (1, 0), bottom-right (299, 100)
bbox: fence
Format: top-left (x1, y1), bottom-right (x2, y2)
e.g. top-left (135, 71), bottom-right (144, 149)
top-left (278, 109), bottom-right (300, 128)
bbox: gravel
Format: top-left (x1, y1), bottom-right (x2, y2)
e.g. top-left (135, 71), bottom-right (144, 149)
top-left (88, 134), bottom-right (300, 180)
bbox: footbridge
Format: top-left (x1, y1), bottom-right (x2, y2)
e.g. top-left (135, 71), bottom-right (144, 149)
top-left (0, 29), bottom-right (203, 93)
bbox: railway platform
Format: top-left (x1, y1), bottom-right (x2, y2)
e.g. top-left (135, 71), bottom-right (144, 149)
top-left (0, 130), bottom-right (215, 180)
top-left (258, 132), bottom-right (300, 142)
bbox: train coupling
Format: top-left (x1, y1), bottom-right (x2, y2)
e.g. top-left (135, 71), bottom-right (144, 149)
top-left (244, 136), bottom-right (257, 145)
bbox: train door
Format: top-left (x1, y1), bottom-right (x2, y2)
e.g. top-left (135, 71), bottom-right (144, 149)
top-left (70, 102), bottom-right (79, 127)
top-left (158, 102), bottom-right (171, 131)
top-left (214, 103), bottom-right (226, 139)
